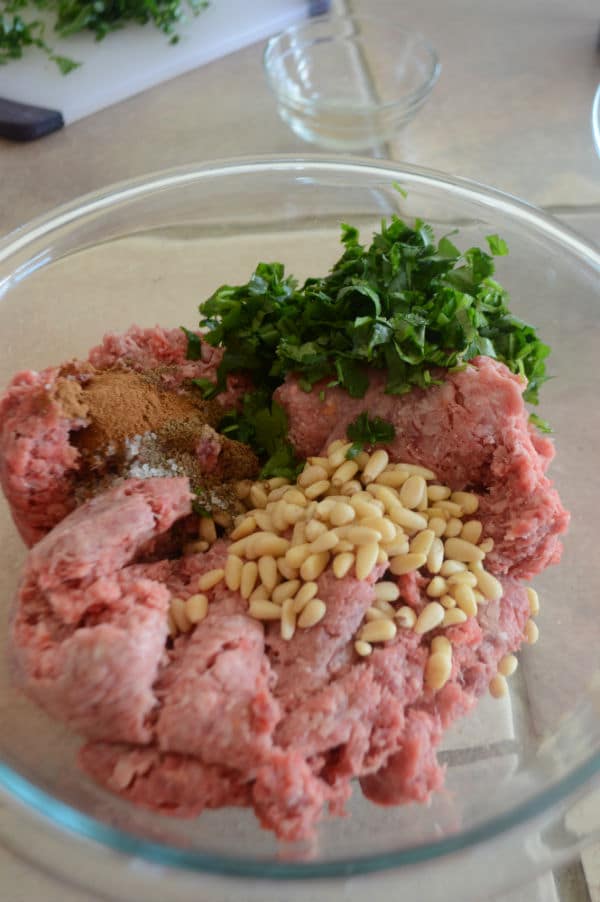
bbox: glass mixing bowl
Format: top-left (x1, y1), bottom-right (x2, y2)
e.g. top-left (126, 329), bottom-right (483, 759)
top-left (0, 157), bottom-right (599, 902)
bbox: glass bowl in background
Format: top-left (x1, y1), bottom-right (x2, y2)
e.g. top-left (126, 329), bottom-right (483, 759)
top-left (0, 157), bottom-right (600, 902)
top-left (263, 14), bottom-right (440, 150)
top-left (592, 84), bottom-right (600, 157)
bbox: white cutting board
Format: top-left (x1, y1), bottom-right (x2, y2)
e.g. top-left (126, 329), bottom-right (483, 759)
top-left (0, 0), bottom-right (308, 124)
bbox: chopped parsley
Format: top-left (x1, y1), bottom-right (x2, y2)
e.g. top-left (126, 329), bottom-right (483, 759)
top-left (219, 390), bottom-right (302, 481)
top-left (197, 217), bottom-right (550, 409)
top-left (346, 413), bottom-right (396, 458)
top-left (0, 0), bottom-right (208, 71)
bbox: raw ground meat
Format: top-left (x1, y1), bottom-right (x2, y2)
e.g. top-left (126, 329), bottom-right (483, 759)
top-left (274, 357), bottom-right (569, 579)
top-left (3, 331), bottom-right (568, 844)
top-left (0, 326), bottom-right (250, 546)
top-left (10, 475), bottom-right (533, 842)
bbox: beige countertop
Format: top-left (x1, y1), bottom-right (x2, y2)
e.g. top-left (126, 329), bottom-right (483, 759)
top-left (0, 1), bottom-right (599, 900)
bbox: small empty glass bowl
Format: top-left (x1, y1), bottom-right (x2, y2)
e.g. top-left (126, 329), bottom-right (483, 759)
top-left (264, 13), bottom-right (440, 151)
top-left (592, 84), bottom-right (600, 158)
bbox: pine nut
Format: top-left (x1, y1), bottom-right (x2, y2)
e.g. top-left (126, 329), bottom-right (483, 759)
top-left (235, 479), bottom-right (252, 500)
top-left (249, 600), bottom-right (282, 620)
top-left (489, 674), bottom-right (508, 698)
top-left (350, 498), bottom-right (383, 519)
top-left (451, 491), bottom-right (479, 515)
top-left (414, 601), bottom-right (445, 634)
top-left (427, 484), bottom-right (452, 502)
top-left (366, 606), bottom-right (389, 621)
top-left (331, 460), bottom-right (359, 486)
top-left (298, 599), bottom-right (327, 628)
top-left (444, 537), bottom-right (485, 563)
top-left (197, 568), bottom-right (225, 591)
top-left (253, 510), bottom-right (273, 532)
top-left (427, 507), bottom-right (450, 521)
top-left (389, 505), bottom-right (428, 533)
top-left (499, 654), bottom-right (518, 677)
top-left (428, 516), bottom-right (447, 538)
top-left (229, 537), bottom-right (248, 557)
top-left (291, 521), bottom-right (306, 545)
top-left (375, 470), bottom-right (409, 487)
top-left (170, 598), bottom-right (192, 633)
top-left (282, 503), bottom-right (305, 525)
top-left (250, 484), bottom-right (268, 509)
top-left (214, 510), bottom-right (233, 530)
top-left (426, 652), bottom-right (452, 690)
top-left (362, 449), bottom-right (389, 483)
top-left (375, 598), bottom-right (396, 616)
top-left (184, 540), bottom-right (209, 555)
top-left (268, 477), bottom-right (289, 490)
top-left (356, 542), bottom-right (379, 580)
top-left (374, 582), bottom-right (401, 603)
top-left (440, 559), bottom-right (467, 576)
top-left (309, 531), bottom-right (339, 555)
top-left (267, 486), bottom-right (288, 503)
top-left (249, 585), bottom-right (269, 602)
top-left (525, 620), bottom-right (539, 644)
top-left (444, 517), bottom-right (463, 538)
top-left (336, 539), bottom-right (354, 553)
top-left (240, 561), bottom-right (258, 599)
top-left (333, 552), bottom-right (354, 578)
top-left (298, 464), bottom-right (329, 487)
top-left (186, 593), bottom-right (208, 624)
top-left (395, 606), bottom-right (417, 629)
top-left (451, 583), bottom-right (477, 617)
top-left (282, 488), bottom-right (306, 506)
top-left (341, 479), bottom-right (362, 496)
top-left (526, 587), bottom-right (540, 616)
top-left (285, 543), bottom-right (311, 569)
top-left (308, 456), bottom-right (331, 470)
top-left (256, 555), bottom-right (278, 592)
top-left (440, 594), bottom-right (456, 609)
top-left (437, 500), bottom-right (464, 518)
top-left (230, 516), bottom-right (257, 541)
top-left (426, 576), bottom-right (447, 598)
top-left (303, 520), bottom-right (325, 542)
top-left (383, 537), bottom-right (410, 557)
top-left (272, 579), bottom-right (301, 605)
top-left (280, 598), bottom-right (296, 640)
top-left (355, 451), bottom-right (370, 469)
top-left (443, 608), bottom-right (467, 626)
top-left (292, 581), bottom-right (318, 613)
top-left (225, 554), bottom-right (244, 592)
top-left (358, 516), bottom-right (396, 543)
top-left (400, 475), bottom-right (426, 509)
top-left (199, 517), bottom-right (217, 544)
top-left (426, 537), bottom-right (444, 574)
top-left (461, 520), bottom-right (483, 544)
top-left (277, 558), bottom-right (298, 580)
top-left (328, 501), bottom-right (355, 526)
top-left (305, 479), bottom-right (331, 499)
top-left (479, 537), bottom-right (494, 553)
top-left (389, 552), bottom-right (427, 575)
top-left (366, 483), bottom-right (398, 508)
top-left (355, 640), bottom-right (373, 657)
top-left (398, 462), bottom-right (435, 479)
top-left (300, 552), bottom-right (330, 581)
top-left (359, 619), bottom-right (397, 643)
top-left (245, 533), bottom-right (290, 559)
top-left (335, 525), bottom-right (383, 545)
top-left (474, 568), bottom-right (503, 601)
top-left (328, 441), bottom-right (353, 467)
top-left (473, 589), bottom-right (486, 606)
top-left (431, 635), bottom-right (452, 657)
top-left (410, 528), bottom-right (435, 557)
top-left (447, 571), bottom-right (478, 587)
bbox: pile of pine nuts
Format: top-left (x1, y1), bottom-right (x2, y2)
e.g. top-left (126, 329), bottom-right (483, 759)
top-left (168, 440), bottom-right (540, 697)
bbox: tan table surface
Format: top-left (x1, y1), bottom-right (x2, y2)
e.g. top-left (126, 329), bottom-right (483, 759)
top-left (0, 1), bottom-right (599, 900)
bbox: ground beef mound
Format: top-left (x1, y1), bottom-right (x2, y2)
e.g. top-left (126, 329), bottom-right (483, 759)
top-left (0, 326), bottom-right (255, 546)
top-left (274, 357), bottom-right (568, 579)
top-left (10, 476), bottom-right (534, 843)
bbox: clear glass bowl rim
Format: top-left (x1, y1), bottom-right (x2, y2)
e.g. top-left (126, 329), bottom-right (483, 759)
top-left (1, 154), bottom-right (600, 881)
top-left (263, 13), bottom-right (441, 115)
top-left (592, 84), bottom-right (600, 158)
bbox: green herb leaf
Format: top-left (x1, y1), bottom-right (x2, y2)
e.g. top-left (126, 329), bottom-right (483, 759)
top-left (486, 234), bottom-right (509, 256)
top-left (218, 391), bottom-right (301, 481)
top-left (529, 412), bottom-right (553, 434)
top-left (181, 326), bottom-right (203, 360)
top-left (345, 412), bottom-right (396, 457)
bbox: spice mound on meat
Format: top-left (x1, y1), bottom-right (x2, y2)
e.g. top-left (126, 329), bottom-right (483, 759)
top-left (0, 215), bottom-right (570, 844)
